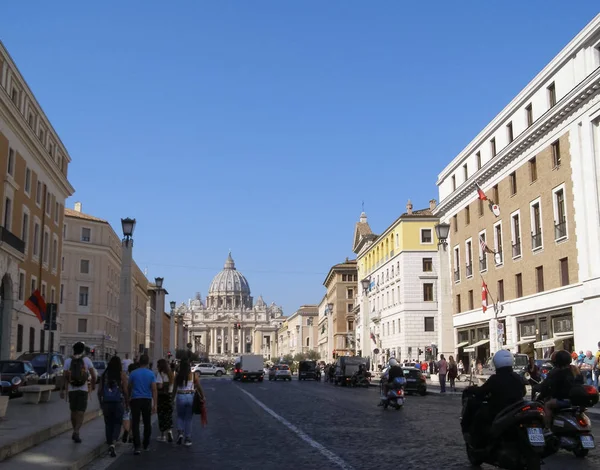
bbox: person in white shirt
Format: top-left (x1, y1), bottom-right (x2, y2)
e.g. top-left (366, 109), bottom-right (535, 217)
top-left (122, 354), bottom-right (133, 374)
top-left (61, 341), bottom-right (97, 443)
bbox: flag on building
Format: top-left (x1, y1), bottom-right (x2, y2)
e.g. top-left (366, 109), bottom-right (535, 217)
top-left (479, 236), bottom-right (493, 254)
top-left (25, 290), bottom-right (47, 324)
top-left (475, 182), bottom-right (488, 201)
top-left (370, 332), bottom-right (376, 343)
top-left (481, 281), bottom-right (488, 313)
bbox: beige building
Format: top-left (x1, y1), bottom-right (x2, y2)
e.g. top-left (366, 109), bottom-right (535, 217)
top-left (59, 204), bottom-right (149, 359)
top-left (317, 295), bottom-right (329, 361)
top-left (0, 41), bottom-right (75, 359)
top-left (434, 14), bottom-right (600, 364)
top-left (323, 258), bottom-right (358, 361)
top-left (275, 305), bottom-right (318, 358)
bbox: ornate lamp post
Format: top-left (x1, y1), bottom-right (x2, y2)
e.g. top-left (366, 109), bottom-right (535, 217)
top-left (359, 277), bottom-right (370, 360)
top-left (117, 217), bottom-right (136, 358)
top-left (169, 300), bottom-right (176, 356)
top-left (435, 222), bottom-right (453, 361)
top-left (326, 302), bottom-right (334, 361)
top-left (153, 277), bottom-right (167, 366)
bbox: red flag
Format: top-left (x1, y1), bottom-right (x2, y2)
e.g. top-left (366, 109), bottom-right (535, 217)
top-left (475, 183), bottom-right (488, 201)
top-left (370, 332), bottom-right (376, 344)
top-left (25, 290), bottom-right (47, 323)
top-left (481, 281), bottom-right (488, 313)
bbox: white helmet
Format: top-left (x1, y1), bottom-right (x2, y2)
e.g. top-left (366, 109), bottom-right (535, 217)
top-left (388, 358), bottom-right (399, 367)
top-left (492, 350), bottom-right (513, 369)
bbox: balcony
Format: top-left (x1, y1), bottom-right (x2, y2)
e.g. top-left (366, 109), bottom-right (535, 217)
top-left (479, 257), bottom-right (487, 272)
top-left (554, 220), bottom-right (567, 241)
top-left (0, 226), bottom-right (25, 255)
top-left (512, 239), bottom-right (521, 258)
top-left (466, 264), bottom-right (473, 278)
top-left (531, 231), bottom-right (542, 250)
top-left (454, 269), bottom-right (460, 282)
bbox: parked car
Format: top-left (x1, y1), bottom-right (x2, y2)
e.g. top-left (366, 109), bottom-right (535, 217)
top-left (268, 364), bottom-right (292, 381)
top-left (334, 357), bottom-right (368, 386)
top-left (0, 360), bottom-right (39, 397)
top-left (481, 353), bottom-right (530, 379)
top-left (17, 352), bottom-right (65, 389)
top-left (402, 367), bottom-right (427, 396)
top-left (298, 361), bottom-right (319, 381)
top-left (193, 363), bottom-right (226, 377)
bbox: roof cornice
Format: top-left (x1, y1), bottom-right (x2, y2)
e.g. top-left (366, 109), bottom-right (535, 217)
top-left (435, 67), bottom-right (600, 218)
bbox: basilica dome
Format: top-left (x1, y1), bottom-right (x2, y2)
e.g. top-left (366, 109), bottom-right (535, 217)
top-left (208, 253), bottom-right (251, 295)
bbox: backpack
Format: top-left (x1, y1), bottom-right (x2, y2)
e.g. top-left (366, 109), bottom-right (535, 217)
top-left (69, 356), bottom-right (89, 387)
top-left (102, 376), bottom-right (122, 403)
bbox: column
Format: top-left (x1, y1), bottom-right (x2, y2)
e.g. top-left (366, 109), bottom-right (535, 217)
top-left (169, 310), bottom-right (175, 354)
top-left (153, 289), bottom-right (165, 366)
top-left (229, 326), bottom-right (233, 354)
top-left (437, 242), bottom-right (455, 358)
top-left (117, 239), bottom-right (134, 358)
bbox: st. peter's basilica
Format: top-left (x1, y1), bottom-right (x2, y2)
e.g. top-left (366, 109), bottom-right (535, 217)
top-left (180, 253), bottom-right (284, 360)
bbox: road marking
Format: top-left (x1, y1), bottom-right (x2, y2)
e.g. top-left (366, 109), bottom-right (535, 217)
top-left (237, 386), bottom-right (355, 470)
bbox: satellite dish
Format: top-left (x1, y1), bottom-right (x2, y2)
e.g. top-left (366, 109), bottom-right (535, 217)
top-left (491, 204), bottom-right (500, 217)
top-left (494, 252), bottom-right (502, 265)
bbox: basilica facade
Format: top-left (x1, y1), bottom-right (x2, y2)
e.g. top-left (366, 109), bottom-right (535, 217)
top-left (181, 253), bottom-right (284, 361)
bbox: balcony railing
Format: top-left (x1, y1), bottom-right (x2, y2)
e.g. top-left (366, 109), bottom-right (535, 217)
top-left (512, 239), bottom-right (522, 258)
top-left (479, 257), bottom-right (487, 272)
top-left (466, 264), bottom-right (473, 277)
top-left (0, 226), bottom-right (25, 254)
top-left (531, 231), bottom-right (542, 250)
top-left (454, 269), bottom-right (460, 282)
top-left (554, 220), bottom-right (567, 240)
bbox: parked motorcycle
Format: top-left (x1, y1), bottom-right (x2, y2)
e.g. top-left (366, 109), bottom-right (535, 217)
top-left (461, 387), bottom-right (546, 469)
top-left (379, 376), bottom-right (406, 410)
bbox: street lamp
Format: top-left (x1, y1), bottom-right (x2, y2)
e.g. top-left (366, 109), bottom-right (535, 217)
top-left (170, 300), bottom-right (176, 310)
top-left (435, 222), bottom-right (450, 249)
top-left (434, 221), bottom-right (453, 362)
top-left (155, 277), bottom-right (164, 289)
top-left (326, 303), bottom-right (334, 360)
top-left (169, 301), bottom-right (176, 355)
top-left (121, 218), bottom-right (136, 246)
top-left (117, 216), bottom-right (136, 358)
top-left (152, 277), bottom-right (167, 367)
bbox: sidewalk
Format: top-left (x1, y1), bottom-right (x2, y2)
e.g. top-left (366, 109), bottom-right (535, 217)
top-left (0, 392), bottom-right (101, 462)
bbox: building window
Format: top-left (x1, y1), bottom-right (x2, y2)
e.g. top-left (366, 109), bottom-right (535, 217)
top-left (511, 213), bottom-right (521, 258)
top-left (547, 82), bottom-right (556, 108)
top-left (536, 266), bottom-right (544, 292)
top-left (60, 284), bottom-right (64, 304)
top-left (29, 327), bottom-right (35, 353)
top-left (468, 290), bottom-right (474, 310)
top-left (36, 181), bottom-right (42, 205)
top-left (506, 122), bottom-right (514, 143)
top-left (453, 214), bottom-right (458, 232)
top-left (422, 258), bottom-right (433, 272)
top-left (451, 175), bottom-right (456, 191)
top-left (28, 112), bottom-right (34, 127)
top-left (3, 198), bottom-right (12, 231)
top-left (41, 283), bottom-right (46, 299)
top-left (465, 240), bottom-right (473, 277)
top-left (45, 191), bottom-right (51, 215)
top-left (43, 230), bottom-right (49, 264)
top-left (560, 258), bottom-right (569, 286)
top-left (54, 202), bottom-right (59, 223)
top-left (78, 318), bottom-right (87, 333)
top-left (476, 151), bottom-right (481, 170)
top-left (18, 272), bottom-right (25, 301)
top-left (424, 317), bottom-right (435, 332)
top-left (529, 157), bottom-right (537, 182)
top-left (81, 227), bottom-right (91, 242)
top-left (52, 238), bottom-right (58, 270)
top-left (80, 259), bottom-right (90, 274)
top-left (11, 87), bottom-right (19, 106)
top-left (455, 294), bottom-right (461, 313)
top-left (493, 185), bottom-right (499, 204)
top-left (21, 213), bottom-right (29, 252)
top-left (554, 186), bottom-right (567, 240)
top-left (465, 206), bottom-right (470, 225)
top-left (494, 223), bottom-right (503, 265)
top-left (347, 303), bottom-right (353, 313)
top-left (515, 273), bottom-right (523, 298)
top-left (16, 324), bottom-right (23, 353)
top-left (463, 164), bottom-right (468, 181)
top-left (31, 277), bottom-right (37, 295)
top-left (423, 283), bottom-right (434, 302)
top-left (490, 138), bottom-right (497, 157)
top-left (453, 246), bottom-right (460, 282)
top-left (40, 330), bottom-right (45, 353)
top-left (420, 228), bottom-right (432, 244)
top-left (525, 103), bottom-right (533, 127)
top-left (24, 168), bottom-right (31, 195)
top-left (497, 280), bottom-right (505, 302)
top-left (531, 200), bottom-right (542, 250)
top-left (79, 286), bottom-right (89, 306)
top-left (552, 140), bottom-right (561, 168)
top-left (478, 199), bottom-right (484, 217)
top-left (7, 148), bottom-right (15, 177)
top-left (509, 172), bottom-right (517, 195)
top-left (347, 288), bottom-right (354, 299)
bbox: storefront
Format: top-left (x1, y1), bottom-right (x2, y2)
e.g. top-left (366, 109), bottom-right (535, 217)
top-left (457, 324), bottom-right (490, 371)
top-left (511, 308), bottom-right (574, 359)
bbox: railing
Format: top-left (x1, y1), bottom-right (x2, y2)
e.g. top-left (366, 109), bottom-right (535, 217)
top-left (554, 221), bottom-right (567, 240)
top-left (531, 232), bottom-right (542, 250)
top-left (0, 226), bottom-right (25, 254)
top-left (479, 257), bottom-right (487, 272)
top-left (454, 269), bottom-right (460, 282)
top-left (466, 264), bottom-right (473, 277)
top-left (512, 240), bottom-right (521, 258)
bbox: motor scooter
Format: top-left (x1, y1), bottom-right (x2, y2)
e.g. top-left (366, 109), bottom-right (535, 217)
top-left (379, 376), bottom-right (406, 410)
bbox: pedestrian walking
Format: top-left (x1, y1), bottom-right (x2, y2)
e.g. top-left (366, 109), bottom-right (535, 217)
top-left (128, 354), bottom-right (157, 455)
top-left (173, 359), bottom-right (206, 447)
top-left (122, 354), bottom-right (133, 374)
top-left (155, 359), bottom-right (174, 443)
top-left (437, 354), bottom-right (448, 393)
top-left (98, 356), bottom-right (128, 458)
top-left (61, 341), bottom-right (97, 444)
top-left (121, 362), bottom-right (138, 444)
top-left (457, 360), bottom-right (464, 376)
top-left (447, 356), bottom-right (458, 392)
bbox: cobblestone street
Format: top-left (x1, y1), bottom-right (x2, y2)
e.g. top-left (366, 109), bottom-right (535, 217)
top-left (90, 378), bottom-right (600, 470)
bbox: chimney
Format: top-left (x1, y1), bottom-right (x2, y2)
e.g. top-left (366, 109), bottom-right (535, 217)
top-left (429, 199), bottom-right (437, 211)
top-left (74, 202), bottom-right (82, 212)
top-left (406, 199), bottom-right (413, 215)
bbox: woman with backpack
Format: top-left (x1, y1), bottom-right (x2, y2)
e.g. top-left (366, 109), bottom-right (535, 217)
top-left (98, 356), bottom-right (129, 458)
top-left (155, 359), bottom-right (174, 442)
top-left (173, 359), bottom-right (205, 446)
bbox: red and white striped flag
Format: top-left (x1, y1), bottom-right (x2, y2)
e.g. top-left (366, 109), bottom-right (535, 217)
top-left (482, 281), bottom-right (488, 313)
top-left (479, 236), bottom-right (493, 254)
top-left (475, 182), bottom-right (488, 201)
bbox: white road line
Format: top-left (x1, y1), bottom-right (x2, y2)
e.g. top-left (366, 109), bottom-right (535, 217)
top-left (236, 386), bottom-right (355, 470)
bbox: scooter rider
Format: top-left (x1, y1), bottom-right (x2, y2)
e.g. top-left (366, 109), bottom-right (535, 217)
top-left (381, 358), bottom-right (404, 399)
top-left (462, 350), bottom-right (526, 446)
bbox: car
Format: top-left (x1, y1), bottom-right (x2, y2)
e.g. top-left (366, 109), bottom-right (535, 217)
top-left (17, 352), bottom-right (65, 389)
top-left (298, 361), bottom-right (319, 381)
top-left (480, 353), bottom-right (530, 379)
top-left (402, 367), bottom-right (427, 396)
top-left (193, 363), bottom-right (226, 377)
top-left (268, 364), bottom-right (292, 381)
top-left (0, 360), bottom-right (39, 397)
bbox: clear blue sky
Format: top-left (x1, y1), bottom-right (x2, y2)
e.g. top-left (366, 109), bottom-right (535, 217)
top-left (2, 2), bottom-right (598, 314)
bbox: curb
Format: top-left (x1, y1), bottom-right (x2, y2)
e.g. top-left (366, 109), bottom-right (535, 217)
top-left (0, 407), bottom-right (103, 462)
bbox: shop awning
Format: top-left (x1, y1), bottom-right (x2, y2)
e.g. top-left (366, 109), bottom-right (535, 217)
top-left (463, 339), bottom-right (489, 353)
top-left (554, 334), bottom-right (574, 342)
top-left (456, 341), bottom-right (469, 348)
top-left (534, 334), bottom-right (574, 349)
top-left (516, 338), bottom-right (536, 346)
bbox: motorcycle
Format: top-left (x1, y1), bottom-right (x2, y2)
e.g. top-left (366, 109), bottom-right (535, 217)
top-left (526, 372), bottom-right (598, 459)
top-left (461, 387), bottom-right (546, 469)
top-left (351, 371), bottom-right (371, 388)
top-left (379, 376), bottom-right (406, 410)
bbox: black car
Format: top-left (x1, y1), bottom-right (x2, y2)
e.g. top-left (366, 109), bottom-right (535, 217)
top-left (298, 361), bottom-right (319, 381)
top-left (17, 352), bottom-right (65, 389)
top-left (402, 367), bottom-right (427, 396)
top-left (0, 360), bottom-right (39, 397)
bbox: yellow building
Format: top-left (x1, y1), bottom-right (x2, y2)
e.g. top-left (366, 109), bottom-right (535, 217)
top-left (353, 200), bottom-right (440, 368)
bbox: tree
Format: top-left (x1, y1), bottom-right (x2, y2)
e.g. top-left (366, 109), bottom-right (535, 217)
top-left (305, 350), bottom-right (320, 361)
